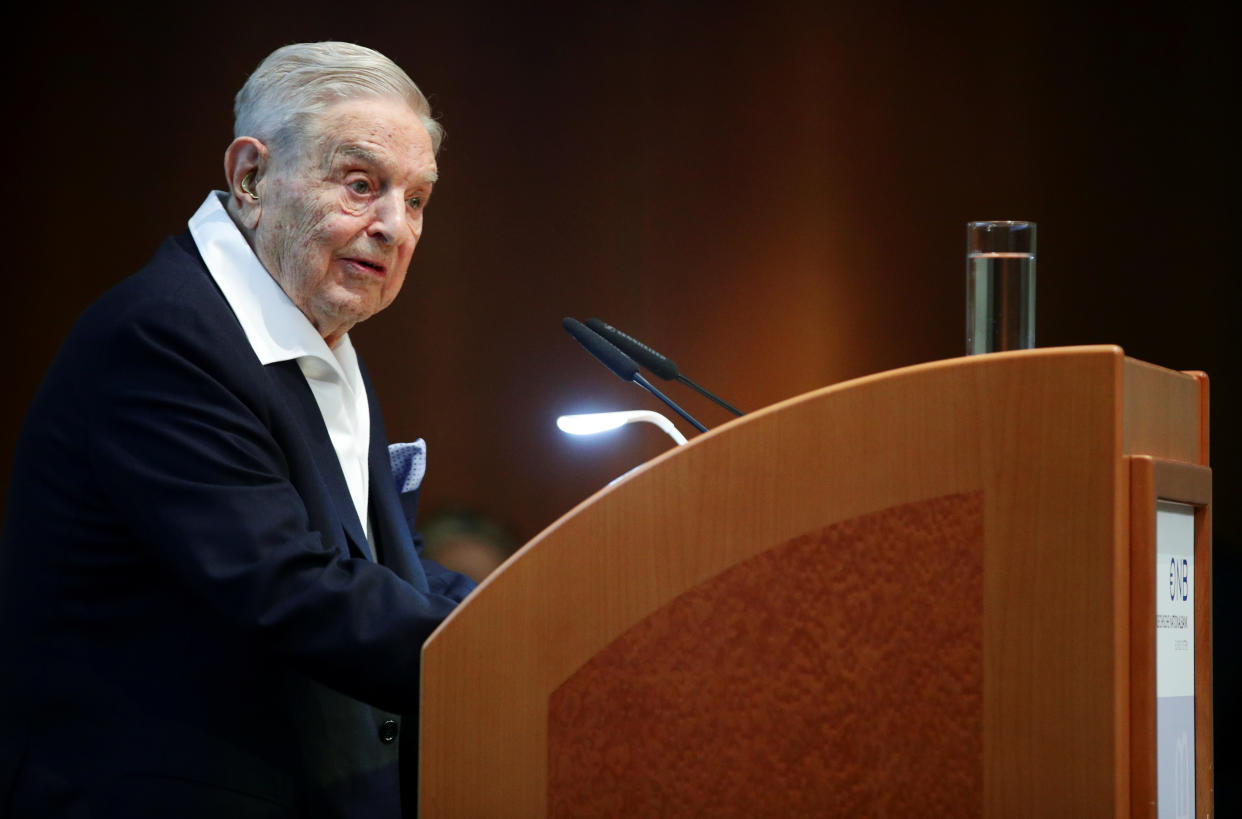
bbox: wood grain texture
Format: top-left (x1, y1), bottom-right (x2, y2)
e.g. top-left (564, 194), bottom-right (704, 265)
top-left (547, 493), bottom-right (983, 817)
top-left (1183, 371), bottom-right (1210, 466)
top-left (1129, 458), bottom-right (1158, 819)
top-left (1128, 456), bottom-right (1213, 818)
top-left (1123, 358), bottom-right (1200, 465)
top-left (1193, 495), bottom-right (1213, 817)
top-left (419, 346), bottom-right (1207, 817)
top-left (1184, 370), bottom-right (1213, 813)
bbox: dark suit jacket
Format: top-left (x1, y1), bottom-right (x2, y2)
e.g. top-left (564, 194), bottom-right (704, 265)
top-left (0, 233), bottom-right (474, 818)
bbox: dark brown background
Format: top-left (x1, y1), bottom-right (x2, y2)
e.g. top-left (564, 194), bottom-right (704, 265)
top-left (3, 0), bottom-right (1237, 806)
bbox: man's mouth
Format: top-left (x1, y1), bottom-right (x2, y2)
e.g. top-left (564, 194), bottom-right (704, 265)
top-left (343, 257), bottom-right (387, 276)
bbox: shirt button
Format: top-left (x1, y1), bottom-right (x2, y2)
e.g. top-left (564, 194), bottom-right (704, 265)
top-left (379, 719), bottom-right (399, 744)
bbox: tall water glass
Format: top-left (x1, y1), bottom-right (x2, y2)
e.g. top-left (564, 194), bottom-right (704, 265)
top-left (965, 221), bottom-right (1036, 354)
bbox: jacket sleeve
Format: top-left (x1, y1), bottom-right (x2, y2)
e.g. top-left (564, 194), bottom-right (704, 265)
top-left (397, 488), bottom-right (479, 603)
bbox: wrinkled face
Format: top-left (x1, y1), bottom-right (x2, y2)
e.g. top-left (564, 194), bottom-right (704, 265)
top-left (253, 96), bottom-right (437, 345)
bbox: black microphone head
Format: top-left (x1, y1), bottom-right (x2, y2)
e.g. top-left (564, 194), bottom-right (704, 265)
top-left (584, 318), bottom-right (680, 380)
top-left (562, 317), bottom-right (640, 382)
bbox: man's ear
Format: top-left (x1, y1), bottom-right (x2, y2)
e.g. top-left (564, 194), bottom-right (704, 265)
top-left (223, 137), bottom-right (269, 231)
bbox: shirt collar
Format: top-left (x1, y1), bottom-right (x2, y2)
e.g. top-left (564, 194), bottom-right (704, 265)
top-left (187, 191), bottom-right (354, 377)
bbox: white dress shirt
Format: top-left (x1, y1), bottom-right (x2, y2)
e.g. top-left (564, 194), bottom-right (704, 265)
top-left (188, 192), bottom-right (374, 557)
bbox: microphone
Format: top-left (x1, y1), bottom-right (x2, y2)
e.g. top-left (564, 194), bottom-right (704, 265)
top-left (562, 318), bottom-right (708, 434)
top-left (584, 318), bottom-right (744, 417)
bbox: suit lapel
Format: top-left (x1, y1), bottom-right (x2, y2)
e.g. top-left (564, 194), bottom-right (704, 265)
top-left (183, 232), bottom-right (374, 563)
top-left (359, 365), bottom-right (426, 588)
top-left (368, 443), bottom-right (417, 581)
top-left (266, 360), bottom-right (372, 560)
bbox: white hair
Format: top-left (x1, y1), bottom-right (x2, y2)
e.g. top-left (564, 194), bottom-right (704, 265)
top-left (233, 41), bottom-right (443, 155)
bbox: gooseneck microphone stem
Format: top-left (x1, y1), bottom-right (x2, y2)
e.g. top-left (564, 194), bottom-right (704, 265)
top-left (635, 374), bottom-right (708, 433)
top-left (585, 317), bottom-right (744, 417)
top-left (563, 317), bottom-right (709, 435)
top-left (676, 374), bottom-right (744, 417)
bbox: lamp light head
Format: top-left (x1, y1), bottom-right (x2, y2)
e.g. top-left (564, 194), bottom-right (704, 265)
top-left (555, 410), bottom-right (687, 446)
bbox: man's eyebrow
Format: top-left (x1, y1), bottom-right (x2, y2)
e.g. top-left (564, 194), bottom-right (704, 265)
top-left (334, 144), bottom-right (382, 165)
top-left (333, 144), bottom-right (437, 185)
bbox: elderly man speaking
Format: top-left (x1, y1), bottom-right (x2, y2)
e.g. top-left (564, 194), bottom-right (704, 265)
top-left (0, 42), bottom-right (475, 818)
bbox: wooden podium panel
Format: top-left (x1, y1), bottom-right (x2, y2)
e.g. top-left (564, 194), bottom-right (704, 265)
top-left (545, 491), bottom-right (985, 816)
top-left (1128, 456), bottom-right (1213, 816)
top-left (419, 346), bottom-right (1209, 817)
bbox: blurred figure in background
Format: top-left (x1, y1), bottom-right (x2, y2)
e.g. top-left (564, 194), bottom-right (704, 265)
top-left (420, 507), bottom-right (517, 583)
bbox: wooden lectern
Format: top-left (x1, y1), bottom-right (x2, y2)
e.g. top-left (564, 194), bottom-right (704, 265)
top-left (419, 346), bottom-right (1212, 817)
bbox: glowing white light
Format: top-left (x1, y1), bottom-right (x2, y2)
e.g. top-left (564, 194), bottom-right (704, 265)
top-left (556, 413), bottom-right (628, 435)
top-left (556, 410), bottom-right (687, 446)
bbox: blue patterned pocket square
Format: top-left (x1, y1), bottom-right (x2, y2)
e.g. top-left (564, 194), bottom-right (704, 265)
top-left (387, 439), bottom-right (427, 495)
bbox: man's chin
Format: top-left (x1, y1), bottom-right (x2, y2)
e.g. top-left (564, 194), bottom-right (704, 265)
top-left (308, 294), bottom-right (381, 339)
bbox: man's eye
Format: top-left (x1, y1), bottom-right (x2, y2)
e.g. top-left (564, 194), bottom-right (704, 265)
top-left (348, 179), bottom-right (371, 195)
top-left (407, 196), bottom-right (423, 210)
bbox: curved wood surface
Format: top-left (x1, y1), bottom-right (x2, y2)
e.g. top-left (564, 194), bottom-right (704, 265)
top-left (420, 345), bottom-right (1205, 817)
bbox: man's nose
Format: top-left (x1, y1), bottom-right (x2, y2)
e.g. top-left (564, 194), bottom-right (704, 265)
top-left (367, 191), bottom-right (415, 245)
